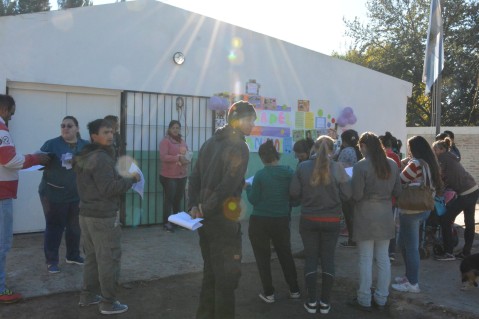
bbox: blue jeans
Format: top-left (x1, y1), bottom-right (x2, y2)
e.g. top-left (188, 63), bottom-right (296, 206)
top-left (159, 176), bottom-right (187, 224)
top-left (40, 196), bottom-right (81, 264)
top-left (357, 239), bottom-right (390, 307)
top-left (0, 199), bottom-right (13, 292)
top-left (300, 218), bottom-right (339, 304)
top-left (398, 211), bottom-right (430, 285)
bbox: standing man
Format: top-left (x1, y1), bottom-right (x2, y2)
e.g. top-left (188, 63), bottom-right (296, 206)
top-left (74, 119), bottom-right (139, 315)
top-left (0, 94), bottom-right (50, 303)
top-left (189, 100), bottom-right (256, 319)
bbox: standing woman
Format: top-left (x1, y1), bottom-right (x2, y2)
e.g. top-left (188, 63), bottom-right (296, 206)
top-left (246, 140), bottom-right (300, 303)
top-left (392, 136), bottom-right (442, 293)
top-left (350, 132), bottom-right (401, 310)
top-left (159, 120), bottom-right (190, 232)
top-left (290, 135), bottom-right (351, 315)
top-left (39, 116), bottom-right (89, 274)
top-left (336, 129), bottom-right (362, 248)
top-left (433, 137), bottom-right (478, 260)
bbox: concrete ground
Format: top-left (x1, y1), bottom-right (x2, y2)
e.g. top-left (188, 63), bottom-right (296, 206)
top-left (2, 205), bottom-right (479, 318)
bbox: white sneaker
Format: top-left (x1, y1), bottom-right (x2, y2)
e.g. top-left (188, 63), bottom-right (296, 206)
top-left (289, 290), bottom-right (301, 299)
top-left (394, 276), bottom-right (409, 284)
top-left (319, 301), bottom-right (331, 314)
top-left (304, 301), bottom-right (317, 314)
top-left (259, 293), bottom-right (275, 303)
top-left (391, 282), bottom-right (421, 293)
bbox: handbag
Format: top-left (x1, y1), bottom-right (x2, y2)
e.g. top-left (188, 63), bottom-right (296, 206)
top-left (434, 195), bottom-right (447, 216)
top-left (397, 160), bottom-right (435, 211)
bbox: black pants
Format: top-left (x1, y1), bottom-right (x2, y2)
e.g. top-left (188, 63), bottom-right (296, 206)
top-left (196, 221), bottom-right (242, 319)
top-left (248, 215), bottom-right (299, 296)
top-left (440, 189), bottom-right (479, 255)
top-left (342, 199), bottom-right (355, 242)
top-left (159, 176), bottom-right (187, 224)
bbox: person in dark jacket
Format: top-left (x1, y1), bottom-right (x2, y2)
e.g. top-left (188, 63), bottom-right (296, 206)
top-left (246, 139), bottom-right (300, 304)
top-left (39, 116), bottom-right (89, 274)
top-left (433, 137), bottom-right (478, 260)
top-left (74, 119), bottom-right (140, 315)
top-left (188, 100), bottom-right (256, 319)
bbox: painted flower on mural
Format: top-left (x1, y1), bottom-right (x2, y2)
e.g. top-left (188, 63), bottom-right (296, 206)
top-left (208, 95), bottom-right (230, 111)
top-left (337, 107), bottom-right (357, 127)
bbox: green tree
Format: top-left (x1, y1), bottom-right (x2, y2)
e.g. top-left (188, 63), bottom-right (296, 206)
top-left (0, 0), bottom-right (17, 15)
top-left (16, 0), bottom-right (49, 14)
top-left (57, 0), bottom-right (92, 9)
top-left (334, 0), bottom-right (479, 127)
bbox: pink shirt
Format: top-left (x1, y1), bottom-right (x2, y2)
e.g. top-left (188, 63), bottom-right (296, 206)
top-left (159, 136), bottom-right (189, 178)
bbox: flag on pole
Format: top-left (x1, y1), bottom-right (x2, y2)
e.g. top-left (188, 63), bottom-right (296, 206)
top-left (422, 0), bottom-right (444, 95)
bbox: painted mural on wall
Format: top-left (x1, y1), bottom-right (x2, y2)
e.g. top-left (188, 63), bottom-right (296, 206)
top-left (208, 80), bottom-right (358, 153)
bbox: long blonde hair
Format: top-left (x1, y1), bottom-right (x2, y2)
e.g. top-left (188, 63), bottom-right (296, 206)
top-left (310, 135), bottom-right (334, 186)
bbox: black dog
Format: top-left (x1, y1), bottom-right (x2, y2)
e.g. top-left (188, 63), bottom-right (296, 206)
top-left (460, 253), bottom-right (479, 290)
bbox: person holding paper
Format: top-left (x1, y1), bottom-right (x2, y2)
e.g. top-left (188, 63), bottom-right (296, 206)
top-left (38, 116), bottom-right (90, 274)
top-left (188, 100), bottom-right (256, 319)
top-left (0, 94), bottom-right (50, 304)
top-left (159, 120), bottom-right (190, 232)
top-left (246, 139), bottom-right (300, 304)
top-left (74, 119), bottom-right (140, 315)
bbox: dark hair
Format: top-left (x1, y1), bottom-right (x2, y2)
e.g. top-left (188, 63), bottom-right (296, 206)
top-left (87, 119), bottom-right (112, 138)
top-left (407, 135), bottom-right (443, 192)
top-left (0, 94), bottom-right (15, 112)
top-left (167, 120), bottom-right (182, 141)
top-left (258, 139), bottom-right (280, 164)
top-left (443, 130), bottom-right (455, 139)
top-left (168, 120), bottom-right (181, 129)
top-left (358, 132), bottom-right (391, 179)
top-left (293, 139), bottom-right (313, 155)
top-left (435, 132), bottom-right (448, 141)
top-left (340, 129), bottom-right (363, 161)
top-left (63, 115), bottom-right (79, 127)
top-left (310, 135), bottom-right (334, 186)
top-left (104, 115), bottom-right (118, 124)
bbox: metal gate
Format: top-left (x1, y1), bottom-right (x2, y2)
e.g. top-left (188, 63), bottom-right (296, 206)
top-left (121, 91), bottom-right (214, 226)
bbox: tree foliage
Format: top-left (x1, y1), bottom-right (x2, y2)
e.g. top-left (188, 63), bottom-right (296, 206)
top-left (333, 0), bottom-right (479, 127)
top-left (57, 0), bottom-right (92, 10)
top-left (1, 0), bottom-right (49, 15)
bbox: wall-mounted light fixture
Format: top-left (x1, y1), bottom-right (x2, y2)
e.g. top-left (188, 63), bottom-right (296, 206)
top-left (173, 52), bottom-right (185, 65)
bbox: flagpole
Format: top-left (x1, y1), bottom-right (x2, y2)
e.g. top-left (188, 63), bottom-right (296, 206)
top-left (434, 73), bottom-right (442, 135)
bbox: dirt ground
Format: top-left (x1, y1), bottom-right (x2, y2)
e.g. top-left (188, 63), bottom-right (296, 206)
top-left (1, 260), bottom-right (475, 319)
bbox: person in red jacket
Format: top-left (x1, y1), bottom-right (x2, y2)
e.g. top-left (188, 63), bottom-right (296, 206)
top-left (0, 94), bottom-right (50, 303)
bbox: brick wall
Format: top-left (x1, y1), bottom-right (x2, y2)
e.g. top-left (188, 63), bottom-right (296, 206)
top-left (407, 127), bottom-right (479, 189)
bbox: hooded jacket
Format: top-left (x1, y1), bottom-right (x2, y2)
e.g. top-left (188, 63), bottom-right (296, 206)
top-left (74, 143), bottom-right (136, 218)
top-left (188, 125), bottom-right (249, 222)
top-left (437, 151), bottom-right (477, 195)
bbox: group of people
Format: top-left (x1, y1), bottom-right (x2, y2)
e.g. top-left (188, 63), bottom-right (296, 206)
top-left (1, 94), bottom-right (477, 318)
top-left (0, 94), bottom-right (140, 314)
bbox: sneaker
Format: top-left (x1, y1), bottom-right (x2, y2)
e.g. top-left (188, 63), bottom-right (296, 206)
top-left (304, 301), bottom-right (317, 314)
top-left (371, 299), bottom-right (386, 311)
top-left (78, 295), bottom-right (102, 307)
top-left (340, 240), bottom-right (356, 248)
top-left (391, 282), bottom-right (421, 293)
top-left (66, 256), bottom-right (84, 265)
top-left (289, 290), bottom-right (301, 299)
top-left (394, 276), bottom-right (409, 284)
top-left (259, 293), bottom-right (275, 303)
top-left (47, 264), bottom-right (60, 274)
top-left (0, 289), bottom-right (22, 304)
top-left (347, 298), bottom-right (372, 312)
top-left (434, 253), bottom-right (456, 261)
top-left (319, 301), bottom-right (331, 314)
top-left (100, 301), bottom-right (128, 315)
top-left (389, 253), bottom-right (396, 261)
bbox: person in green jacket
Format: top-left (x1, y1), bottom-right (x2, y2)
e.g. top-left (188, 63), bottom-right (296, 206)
top-left (246, 139), bottom-right (300, 304)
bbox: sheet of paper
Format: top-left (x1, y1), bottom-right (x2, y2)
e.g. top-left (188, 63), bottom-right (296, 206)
top-left (245, 175), bottom-right (254, 185)
top-left (129, 162), bottom-right (145, 199)
top-left (345, 167), bottom-right (353, 177)
top-left (168, 212), bottom-right (203, 230)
